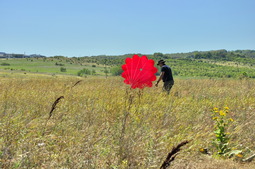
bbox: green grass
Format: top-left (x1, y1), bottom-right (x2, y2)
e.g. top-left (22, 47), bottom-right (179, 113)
top-left (167, 58), bottom-right (255, 78)
top-left (0, 58), bottom-right (109, 76)
top-left (1, 55), bottom-right (255, 79)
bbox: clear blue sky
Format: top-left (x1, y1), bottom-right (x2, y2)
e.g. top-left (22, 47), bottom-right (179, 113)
top-left (1, 0), bottom-right (254, 57)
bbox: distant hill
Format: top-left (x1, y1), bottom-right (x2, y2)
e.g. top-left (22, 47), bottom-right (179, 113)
top-left (65, 49), bottom-right (255, 79)
top-left (1, 49), bottom-right (255, 79)
top-left (65, 49), bottom-right (255, 66)
top-left (1, 49), bottom-right (254, 60)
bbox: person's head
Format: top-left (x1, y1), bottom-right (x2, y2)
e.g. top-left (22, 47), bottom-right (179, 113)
top-left (157, 60), bottom-right (165, 67)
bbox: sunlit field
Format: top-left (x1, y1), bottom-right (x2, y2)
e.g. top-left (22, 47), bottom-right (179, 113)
top-left (1, 74), bottom-right (255, 168)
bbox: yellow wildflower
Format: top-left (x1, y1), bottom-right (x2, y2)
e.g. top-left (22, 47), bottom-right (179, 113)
top-left (219, 110), bottom-right (226, 116)
top-left (122, 160), bottom-right (128, 165)
top-left (224, 107), bottom-right (229, 110)
top-left (236, 153), bottom-right (243, 158)
top-left (229, 118), bottom-right (234, 122)
top-left (212, 117), bottom-right (218, 120)
top-left (213, 107), bottom-right (218, 111)
top-left (199, 148), bottom-right (208, 154)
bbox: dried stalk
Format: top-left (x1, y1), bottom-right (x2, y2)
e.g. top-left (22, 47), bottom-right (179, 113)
top-left (71, 80), bottom-right (82, 88)
top-left (243, 154), bottom-right (255, 162)
top-left (48, 96), bottom-right (64, 120)
top-left (160, 140), bottom-right (190, 169)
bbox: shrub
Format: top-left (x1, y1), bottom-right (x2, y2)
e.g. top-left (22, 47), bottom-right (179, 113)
top-left (111, 66), bottom-right (123, 76)
top-left (77, 68), bottom-right (91, 76)
top-left (55, 62), bottom-right (65, 66)
top-left (60, 67), bottom-right (67, 72)
top-left (0, 63), bottom-right (10, 66)
top-left (92, 69), bottom-right (96, 75)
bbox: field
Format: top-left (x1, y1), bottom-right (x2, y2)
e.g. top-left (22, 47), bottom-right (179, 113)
top-left (1, 50), bottom-right (255, 79)
top-left (1, 73), bottom-right (255, 168)
top-left (0, 58), bottom-right (109, 76)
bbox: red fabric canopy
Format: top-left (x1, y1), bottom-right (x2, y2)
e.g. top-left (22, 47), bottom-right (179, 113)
top-left (122, 55), bottom-right (157, 89)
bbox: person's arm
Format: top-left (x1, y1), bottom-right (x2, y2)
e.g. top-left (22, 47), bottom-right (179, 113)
top-left (155, 72), bottom-right (165, 87)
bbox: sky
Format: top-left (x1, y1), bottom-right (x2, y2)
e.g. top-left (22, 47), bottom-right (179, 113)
top-left (0, 0), bottom-right (254, 57)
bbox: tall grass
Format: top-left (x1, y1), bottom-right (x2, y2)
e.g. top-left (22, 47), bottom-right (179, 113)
top-left (0, 75), bottom-right (255, 168)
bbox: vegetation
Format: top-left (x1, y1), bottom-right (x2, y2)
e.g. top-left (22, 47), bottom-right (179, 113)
top-left (77, 68), bottom-right (91, 76)
top-left (166, 58), bottom-right (255, 78)
top-left (0, 74), bottom-right (255, 168)
top-left (0, 58), bottom-right (107, 76)
top-left (111, 66), bottom-right (123, 76)
top-left (0, 63), bottom-right (10, 66)
top-left (211, 107), bottom-right (233, 156)
top-left (55, 62), bottom-right (65, 66)
top-left (0, 49), bottom-right (255, 167)
top-left (60, 67), bottom-right (67, 72)
top-left (1, 49), bottom-right (254, 79)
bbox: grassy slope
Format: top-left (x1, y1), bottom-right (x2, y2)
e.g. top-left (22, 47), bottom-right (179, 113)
top-left (166, 58), bottom-right (255, 78)
top-left (1, 75), bottom-right (255, 168)
top-left (0, 58), bottom-right (108, 76)
top-left (1, 57), bottom-right (255, 79)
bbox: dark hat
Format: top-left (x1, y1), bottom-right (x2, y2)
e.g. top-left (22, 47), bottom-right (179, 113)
top-left (157, 60), bottom-right (165, 65)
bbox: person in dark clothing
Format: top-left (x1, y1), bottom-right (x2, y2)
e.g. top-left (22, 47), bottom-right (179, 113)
top-left (155, 60), bottom-right (174, 94)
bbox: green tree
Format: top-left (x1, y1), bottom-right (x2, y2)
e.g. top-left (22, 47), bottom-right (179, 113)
top-left (92, 69), bottom-right (96, 75)
top-left (104, 67), bottom-right (109, 78)
top-left (111, 66), bottom-right (123, 76)
top-left (153, 52), bottom-right (164, 58)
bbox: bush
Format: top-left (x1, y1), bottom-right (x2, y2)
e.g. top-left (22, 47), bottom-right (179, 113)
top-left (60, 67), bottom-right (67, 72)
top-left (77, 68), bottom-right (91, 76)
top-left (92, 69), bottom-right (96, 75)
top-left (0, 63), bottom-right (10, 66)
top-left (55, 62), bottom-right (65, 66)
top-left (111, 66), bottom-right (123, 76)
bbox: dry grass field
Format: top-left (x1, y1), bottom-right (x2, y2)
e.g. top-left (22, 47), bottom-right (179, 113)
top-left (1, 74), bottom-right (255, 168)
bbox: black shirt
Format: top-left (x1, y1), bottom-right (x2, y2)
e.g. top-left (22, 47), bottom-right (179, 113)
top-left (161, 65), bottom-right (174, 82)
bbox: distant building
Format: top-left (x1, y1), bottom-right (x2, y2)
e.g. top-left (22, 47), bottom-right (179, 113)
top-left (0, 52), bottom-right (6, 58)
top-left (0, 52), bottom-right (46, 58)
top-left (29, 54), bottom-right (46, 58)
top-left (11, 54), bottom-right (26, 58)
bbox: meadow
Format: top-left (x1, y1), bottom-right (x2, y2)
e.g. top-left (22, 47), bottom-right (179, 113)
top-left (0, 58), bottom-right (109, 76)
top-left (1, 73), bottom-right (255, 168)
